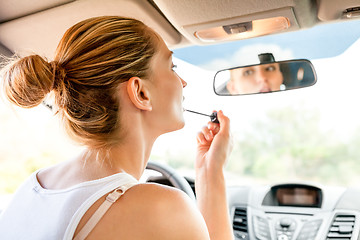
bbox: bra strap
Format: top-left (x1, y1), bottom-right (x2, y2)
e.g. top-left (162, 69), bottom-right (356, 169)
top-left (73, 183), bottom-right (135, 240)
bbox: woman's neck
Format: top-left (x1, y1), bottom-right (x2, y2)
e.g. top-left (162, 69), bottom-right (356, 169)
top-left (81, 125), bottom-right (157, 181)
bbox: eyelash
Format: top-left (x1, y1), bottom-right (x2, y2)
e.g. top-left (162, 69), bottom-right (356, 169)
top-left (172, 64), bottom-right (177, 71)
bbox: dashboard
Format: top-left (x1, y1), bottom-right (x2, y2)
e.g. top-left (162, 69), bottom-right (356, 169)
top-left (228, 183), bottom-right (360, 240)
top-left (146, 173), bottom-right (360, 240)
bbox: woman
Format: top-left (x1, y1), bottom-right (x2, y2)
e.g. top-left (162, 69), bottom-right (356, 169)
top-left (0, 16), bottom-right (233, 239)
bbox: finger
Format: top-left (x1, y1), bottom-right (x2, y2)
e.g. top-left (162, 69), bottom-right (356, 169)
top-left (201, 125), bottom-right (214, 141)
top-left (196, 131), bottom-right (208, 145)
top-left (207, 122), bottom-right (220, 135)
top-left (216, 110), bottom-right (230, 134)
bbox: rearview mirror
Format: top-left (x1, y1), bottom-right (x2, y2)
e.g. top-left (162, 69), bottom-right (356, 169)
top-left (213, 59), bottom-right (317, 96)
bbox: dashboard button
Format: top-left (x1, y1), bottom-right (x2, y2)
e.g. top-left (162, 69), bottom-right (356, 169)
top-left (276, 218), bottom-right (296, 232)
top-left (278, 234), bottom-right (289, 240)
top-left (297, 219), bottom-right (322, 240)
top-left (280, 218), bottom-right (292, 228)
top-left (253, 216), bottom-right (271, 240)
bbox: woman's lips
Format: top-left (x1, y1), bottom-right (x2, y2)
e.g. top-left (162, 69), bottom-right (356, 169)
top-left (260, 87), bottom-right (271, 93)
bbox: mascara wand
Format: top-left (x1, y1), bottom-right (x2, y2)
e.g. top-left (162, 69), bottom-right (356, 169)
top-left (184, 109), bottom-right (219, 123)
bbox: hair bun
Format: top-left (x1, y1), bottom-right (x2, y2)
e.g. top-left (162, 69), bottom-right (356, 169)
top-left (2, 54), bottom-right (55, 108)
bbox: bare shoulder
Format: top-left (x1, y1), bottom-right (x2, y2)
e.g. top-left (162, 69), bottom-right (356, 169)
top-left (79, 183), bottom-right (210, 240)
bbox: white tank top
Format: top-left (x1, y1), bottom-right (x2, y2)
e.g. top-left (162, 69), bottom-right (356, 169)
top-left (0, 170), bottom-right (138, 240)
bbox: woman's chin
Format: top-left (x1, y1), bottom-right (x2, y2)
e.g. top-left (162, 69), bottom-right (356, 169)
top-left (178, 120), bottom-right (186, 130)
top-left (174, 118), bottom-right (186, 131)
top-left (164, 118), bottom-right (185, 134)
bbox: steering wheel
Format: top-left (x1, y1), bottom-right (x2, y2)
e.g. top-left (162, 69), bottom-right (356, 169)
top-left (146, 161), bottom-right (196, 201)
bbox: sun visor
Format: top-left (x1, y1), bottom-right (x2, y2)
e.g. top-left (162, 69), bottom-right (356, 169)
top-left (0, 0), bottom-right (75, 23)
top-left (0, 0), bottom-right (181, 59)
top-left (318, 0), bottom-right (360, 21)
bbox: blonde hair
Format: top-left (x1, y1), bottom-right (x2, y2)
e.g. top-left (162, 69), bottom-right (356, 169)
top-left (1, 16), bottom-right (157, 149)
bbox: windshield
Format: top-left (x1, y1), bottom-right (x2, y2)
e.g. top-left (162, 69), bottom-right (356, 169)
top-left (161, 43), bottom-right (360, 187)
top-left (158, 18), bottom-right (360, 187)
top-left (1, 19), bottom-right (360, 201)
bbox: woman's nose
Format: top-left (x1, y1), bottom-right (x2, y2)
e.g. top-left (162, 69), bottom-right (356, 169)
top-left (181, 77), bottom-right (187, 88)
top-left (256, 70), bottom-right (268, 83)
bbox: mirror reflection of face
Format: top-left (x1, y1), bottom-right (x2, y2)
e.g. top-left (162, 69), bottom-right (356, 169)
top-left (226, 63), bottom-right (284, 94)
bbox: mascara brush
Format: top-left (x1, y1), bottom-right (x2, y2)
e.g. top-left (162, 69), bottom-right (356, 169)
top-left (184, 109), bottom-right (219, 123)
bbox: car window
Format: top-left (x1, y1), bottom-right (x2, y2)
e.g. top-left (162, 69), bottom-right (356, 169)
top-left (0, 102), bottom-right (83, 196)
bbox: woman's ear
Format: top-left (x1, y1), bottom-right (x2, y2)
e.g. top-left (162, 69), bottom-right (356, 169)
top-left (126, 77), bottom-right (152, 111)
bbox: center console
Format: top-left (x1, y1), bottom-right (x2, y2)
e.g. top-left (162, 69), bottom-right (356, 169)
top-left (229, 183), bottom-right (360, 240)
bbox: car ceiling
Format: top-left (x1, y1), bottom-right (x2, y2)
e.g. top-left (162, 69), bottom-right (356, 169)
top-left (0, 0), bottom-right (359, 60)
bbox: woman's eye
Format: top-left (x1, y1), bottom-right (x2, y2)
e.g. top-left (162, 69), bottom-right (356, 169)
top-left (243, 69), bottom-right (254, 76)
top-left (171, 64), bottom-right (177, 71)
top-left (266, 66), bottom-right (276, 71)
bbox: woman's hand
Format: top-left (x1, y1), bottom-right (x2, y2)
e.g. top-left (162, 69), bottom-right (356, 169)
top-left (195, 110), bottom-right (232, 175)
top-left (194, 110), bottom-right (234, 240)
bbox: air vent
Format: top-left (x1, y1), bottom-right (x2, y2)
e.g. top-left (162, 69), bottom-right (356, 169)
top-left (233, 207), bottom-right (248, 239)
top-left (327, 214), bottom-right (356, 239)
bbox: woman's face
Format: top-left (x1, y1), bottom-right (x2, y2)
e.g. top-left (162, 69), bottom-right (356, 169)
top-left (146, 34), bottom-right (187, 133)
top-left (227, 63), bottom-right (283, 94)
